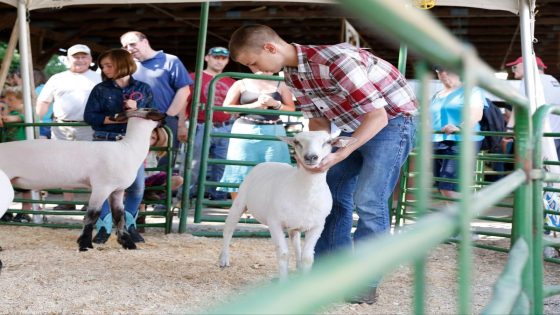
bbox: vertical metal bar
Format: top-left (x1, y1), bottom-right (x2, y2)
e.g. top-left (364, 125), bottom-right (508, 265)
top-left (457, 49), bottom-right (476, 315)
top-left (515, 0), bottom-right (536, 305)
top-left (179, 2), bottom-right (209, 231)
top-left (530, 105), bottom-right (557, 315)
top-left (17, 0), bottom-right (42, 222)
top-left (164, 125), bottom-right (174, 233)
top-left (17, 0), bottom-right (33, 141)
top-left (194, 75), bottom-right (215, 221)
top-left (392, 43), bottom-right (409, 225)
top-left (393, 162), bottom-right (409, 228)
top-left (397, 44), bottom-right (408, 75)
top-left (413, 61), bottom-right (431, 315)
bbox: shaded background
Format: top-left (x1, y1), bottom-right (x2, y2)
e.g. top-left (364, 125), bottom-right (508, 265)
top-left (0, 1), bottom-right (558, 78)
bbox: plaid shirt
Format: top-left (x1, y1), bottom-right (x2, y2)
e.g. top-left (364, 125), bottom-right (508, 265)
top-left (283, 43), bottom-right (418, 132)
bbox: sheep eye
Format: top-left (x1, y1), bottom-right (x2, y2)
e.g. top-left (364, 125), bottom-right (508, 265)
top-left (293, 140), bottom-right (301, 146)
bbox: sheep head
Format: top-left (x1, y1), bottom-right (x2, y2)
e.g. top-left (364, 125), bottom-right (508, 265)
top-left (279, 131), bottom-right (356, 167)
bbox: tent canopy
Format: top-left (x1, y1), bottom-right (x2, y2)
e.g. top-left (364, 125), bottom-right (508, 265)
top-left (0, 0), bottom-right (520, 13)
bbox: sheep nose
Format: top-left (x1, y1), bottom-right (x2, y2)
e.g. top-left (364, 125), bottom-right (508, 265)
top-left (304, 154), bottom-right (319, 163)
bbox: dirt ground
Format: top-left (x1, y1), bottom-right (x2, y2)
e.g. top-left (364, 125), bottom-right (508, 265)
top-left (1, 223), bottom-right (560, 314)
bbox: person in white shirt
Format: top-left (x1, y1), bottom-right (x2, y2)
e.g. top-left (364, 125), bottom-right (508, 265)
top-left (36, 44), bottom-right (101, 210)
top-left (506, 56), bottom-right (560, 155)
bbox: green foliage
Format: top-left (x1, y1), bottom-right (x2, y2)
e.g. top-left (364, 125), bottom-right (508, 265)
top-left (0, 41), bottom-right (21, 72)
top-left (44, 54), bottom-right (67, 77)
top-left (1, 41), bottom-right (67, 78)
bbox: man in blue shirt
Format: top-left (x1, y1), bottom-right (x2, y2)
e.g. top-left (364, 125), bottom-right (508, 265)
top-left (120, 31), bottom-right (193, 165)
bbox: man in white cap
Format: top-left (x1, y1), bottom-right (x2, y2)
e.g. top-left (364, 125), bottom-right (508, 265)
top-left (36, 44), bottom-right (101, 210)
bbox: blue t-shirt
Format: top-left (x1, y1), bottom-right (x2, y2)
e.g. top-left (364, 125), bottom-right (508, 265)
top-left (84, 77), bottom-right (154, 134)
top-left (430, 86), bottom-right (486, 142)
top-left (133, 51), bottom-right (192, 113)
top-left (35, 84), bottom-right (53, 122)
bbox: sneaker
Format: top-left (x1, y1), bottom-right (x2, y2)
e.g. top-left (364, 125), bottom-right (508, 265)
top-left (53, 204), bottom-right (76, 210)
top-left (347, 287), bottom-right (378, 305)
top-left (12, 213), bottom-right (32, 223)
top-left (92, 227), bottom-right (110, 244)
top-left (127, 225), bottom-right (145, 243)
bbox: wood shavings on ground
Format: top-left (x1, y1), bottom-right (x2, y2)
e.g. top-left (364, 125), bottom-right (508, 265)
top-left (0, 225), bottom-right (559, 314)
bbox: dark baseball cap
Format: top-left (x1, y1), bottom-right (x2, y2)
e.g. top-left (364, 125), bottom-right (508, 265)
top-left (207, 47), bottom-right (230, 57)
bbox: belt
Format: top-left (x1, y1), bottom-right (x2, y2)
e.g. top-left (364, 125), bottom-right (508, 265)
top-left (240, 116), bottom-right (283, 125)
top-left (93, 131), bottom-right (124, 141)
top-left (56, 119), bottom-right (83, 123)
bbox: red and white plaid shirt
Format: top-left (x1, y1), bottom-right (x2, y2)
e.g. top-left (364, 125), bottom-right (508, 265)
top-left (283, 43), bottom-right (418, 132)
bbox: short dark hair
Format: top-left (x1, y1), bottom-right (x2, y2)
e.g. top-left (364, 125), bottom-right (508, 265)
top-left (97, 49), bottom-right (137, 81)
top-left (229, 24), bottom-right (281, 61)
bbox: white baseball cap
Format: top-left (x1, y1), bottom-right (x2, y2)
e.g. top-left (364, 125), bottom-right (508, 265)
top-left (67, 44), bottom-right (91, 57)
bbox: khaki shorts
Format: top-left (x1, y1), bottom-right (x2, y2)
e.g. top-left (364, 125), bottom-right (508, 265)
top-left (51, 125), bottom-right (94, 141)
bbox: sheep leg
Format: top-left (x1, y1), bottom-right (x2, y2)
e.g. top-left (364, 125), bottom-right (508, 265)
top-left (77, 190), bottom-right (109, 252)
top-left (109, 190), bottom-right (136, 250)
top-left (219, 195), bottom-right (247, 268)
top-left (77, 209), bottom-right (98, 251)
top-left (269, 222), bottom-right (290, 281)
top-left (289, 229), bottom-right (302, 271)
top-left (301, 226), bottom-right (324, 273)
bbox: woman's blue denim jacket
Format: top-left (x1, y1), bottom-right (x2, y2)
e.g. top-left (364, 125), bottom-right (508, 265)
top-left (84, 76), bottom-right (154, 134)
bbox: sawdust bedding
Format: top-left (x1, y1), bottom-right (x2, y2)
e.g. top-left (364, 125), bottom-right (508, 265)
top-left (1, 225), bottom-right (559, 314)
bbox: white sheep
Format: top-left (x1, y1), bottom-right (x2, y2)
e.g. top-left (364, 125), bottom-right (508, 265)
top-left (219, 130), bottom-right (355, 280)
top-left (0, 169), bottom-right (14, 218)
top-left (0, 108), bottom-right (166, 251)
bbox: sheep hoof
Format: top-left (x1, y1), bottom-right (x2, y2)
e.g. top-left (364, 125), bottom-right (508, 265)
top-left (219, 252), bottom-right (230, 268)
top-left (118, 233), bottom-right (137, 250)
top-left (77, 235), bottom-right (94, 252)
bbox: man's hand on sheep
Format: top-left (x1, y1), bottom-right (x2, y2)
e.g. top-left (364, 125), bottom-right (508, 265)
top-left (295, 141), bottom-right (355, 174)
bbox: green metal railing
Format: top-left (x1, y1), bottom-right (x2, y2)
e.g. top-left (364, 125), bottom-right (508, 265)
top-left (1, 121), bottom-right (175, 233)
top-left (179, 71), bottom-right (302, 231)
top-left (204, 0), bottom-right (558, 314)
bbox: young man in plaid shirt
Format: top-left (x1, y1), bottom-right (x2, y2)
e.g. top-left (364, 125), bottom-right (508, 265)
top-left (229, 24), bottom-right (418, 304)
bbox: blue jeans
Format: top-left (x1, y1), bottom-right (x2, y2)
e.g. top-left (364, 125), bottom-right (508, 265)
top-left (314, 116), bottom-right (417, 284)
top-left (158, 115), bottom-right (179, 167)
top-left (93, 133), bottom-right (145, 232)
top-left (191, 122), bottom-right (232, 200)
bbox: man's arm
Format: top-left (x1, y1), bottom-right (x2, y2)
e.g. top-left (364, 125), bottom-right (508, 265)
top-left (169, 85), bottom-right (190, 142)
top-left (36, 100), bottom-right (51, 117)
top-left (166, 85), bottom-right (190, 117)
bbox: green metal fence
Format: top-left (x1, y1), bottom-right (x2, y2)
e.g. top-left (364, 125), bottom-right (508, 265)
top-left (179, 71), bottom-right (303, 233)
top-left (204, 0), bottom-right (560, 314)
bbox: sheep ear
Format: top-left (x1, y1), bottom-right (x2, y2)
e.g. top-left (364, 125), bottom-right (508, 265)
top-left (330, 136), bottom-right (357, 148)
top-left (277, 136), bottom-right (295, 146)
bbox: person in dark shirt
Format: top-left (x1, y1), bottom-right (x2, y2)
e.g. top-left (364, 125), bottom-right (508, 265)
top-left (84, 48), bottom-right (155, 244)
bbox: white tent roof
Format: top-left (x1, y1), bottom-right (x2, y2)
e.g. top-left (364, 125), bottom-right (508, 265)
top-left (0, 0), bottom-right (520, 14)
